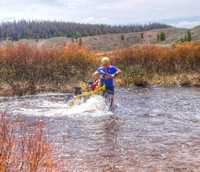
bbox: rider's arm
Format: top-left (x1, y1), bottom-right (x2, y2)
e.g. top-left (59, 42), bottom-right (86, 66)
top-left (92, 71), bottom-right (99, 78)
top-left (92, 70), bottom-right (105, 78)
top-left (115, 68), bottom-right (122, 76)
top-left (111, 68), bottom-right (122, 78)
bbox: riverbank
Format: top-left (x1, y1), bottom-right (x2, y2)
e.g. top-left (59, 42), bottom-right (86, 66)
top-left (116, 73), bottom-right (200, 87)
top-left (0, 41), bottom-right (200, 96)
top-left (0, 72), bottom-right (199, 96)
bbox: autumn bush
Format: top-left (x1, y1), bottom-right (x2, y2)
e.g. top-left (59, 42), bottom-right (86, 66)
top-left (0, 42), bottom-right (97, 95)
top-left (111, 42), bottom-right (200, 86)
top-left (113, 42), bottom-right (200, 73)
top-left (0, 41), bottom-right (200, 95)
top-left (0, 111), bottom-right (66, 171)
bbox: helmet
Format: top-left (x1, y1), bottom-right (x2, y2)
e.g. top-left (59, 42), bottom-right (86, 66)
top-left (101, 57), bottom-right (110, 65)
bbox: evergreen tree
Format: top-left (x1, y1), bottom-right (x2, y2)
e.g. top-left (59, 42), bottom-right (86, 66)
top-left (121, 35), bottom-right (124, 40)
top-left (157, 32), bottom-right (166, 42)
top-left (157, 34), bottom-right (160, 42)
top-left (141, 33), bottom-right (144, 39)
top-left (181, 30), bottom-right (192, 43)
top-left (0, 20), bottom-right (172, 40)
top-left (187, 30), bottom-right (192, 41)
top-left (184, 35), bottom-right (188, 42)
top-left (160, 32), bottom-right (166, 41)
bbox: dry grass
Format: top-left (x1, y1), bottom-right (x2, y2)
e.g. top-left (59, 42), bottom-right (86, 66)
top-left (147, 73), bottom-right (200, 86)
top-left (1, 27), bottom-right (193, 52)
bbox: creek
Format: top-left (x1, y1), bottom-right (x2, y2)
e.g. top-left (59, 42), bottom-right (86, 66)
top-left (1, 86), bottom-right (200, 171)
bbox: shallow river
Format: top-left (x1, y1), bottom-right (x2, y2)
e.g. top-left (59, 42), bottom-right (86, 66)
top-left (1, 86), bottom-right (200, 171)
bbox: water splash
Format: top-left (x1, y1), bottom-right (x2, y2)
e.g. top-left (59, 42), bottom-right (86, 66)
top-left (66, 95), bottom-right (113, 117)
top-left (0, 93), bottom-right (113, 117)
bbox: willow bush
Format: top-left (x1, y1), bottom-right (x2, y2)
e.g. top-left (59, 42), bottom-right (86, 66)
top-left (111, 42), bottom-right (200, 86)
top-left (0, 111), bottom-right (66, 171)
top-left (0, 41), bottom-right (200, 95)
top-left (112, 41), bottom-right (200, 75)
top-left (0, 42), bottom-right (98, 95)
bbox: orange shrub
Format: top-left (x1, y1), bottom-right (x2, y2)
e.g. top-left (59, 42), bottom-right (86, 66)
top-left (1, 41), bottom-right (200, 94)
top-left (0, 111), bottom-right (66, 171)
top-left (0, 42), bottom-right (97, 85)
top-left (112, 42), bottom-right (200, 74)
top-left (170, 41), bottom-right (200, 71)
top-left (60, 43), bottom-right (97, 79)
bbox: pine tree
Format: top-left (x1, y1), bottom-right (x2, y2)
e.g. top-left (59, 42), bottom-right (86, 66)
top-left (157, 34), bottom-right (160, 42)
top-left (160, 32), bottom-right (166, 41)
top-left (181, 30), bottom-right (192, 43)
top-left (0, 20), bottom-right (172, 40)
top-left (141, 33), bottom-right (144, 39)
top-left (187, 30), bottom-right (192, 41)
top-left (184, 35), bottom-right (188, 42)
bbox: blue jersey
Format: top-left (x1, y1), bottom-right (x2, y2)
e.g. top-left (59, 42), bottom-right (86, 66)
top-left (96, 65), bottom-right (117, 87)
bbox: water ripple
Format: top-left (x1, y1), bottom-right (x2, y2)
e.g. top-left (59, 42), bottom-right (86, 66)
top-left (0, 86), bottom-right (200, 171)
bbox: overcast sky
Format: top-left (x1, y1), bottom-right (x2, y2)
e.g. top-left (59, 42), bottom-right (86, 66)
top-left (0, 0), bottom-right (200, 28)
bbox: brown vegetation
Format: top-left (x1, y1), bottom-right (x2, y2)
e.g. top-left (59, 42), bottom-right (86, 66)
top-left (111, 41), bottom-right (200, 86)
top-left (112, 41), bottom-right (200, 72)
top-left (0, 42), bottom-right (97, 96)
top-left (0, 41), bottom-right (200, 96)
top-left (0, 111), bottom-right (66, 171)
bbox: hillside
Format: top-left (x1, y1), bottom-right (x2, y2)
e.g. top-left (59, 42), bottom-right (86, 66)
top-left (0, 26), bottom-right (200, 52)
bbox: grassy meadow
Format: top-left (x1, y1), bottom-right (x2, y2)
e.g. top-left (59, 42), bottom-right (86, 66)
top-left (0, 41), bottom-right (200, 96)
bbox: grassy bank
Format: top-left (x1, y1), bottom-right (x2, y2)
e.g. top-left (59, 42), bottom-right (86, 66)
top-left (0, 41), bottom-right (200, 96)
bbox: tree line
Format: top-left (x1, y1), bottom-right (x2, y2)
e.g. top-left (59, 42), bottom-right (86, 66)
top-left (0, 20), bottom-right (172, 41)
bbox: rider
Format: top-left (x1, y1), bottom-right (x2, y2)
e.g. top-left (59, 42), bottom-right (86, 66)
top-left (92, 57), bottom-right (122, 103)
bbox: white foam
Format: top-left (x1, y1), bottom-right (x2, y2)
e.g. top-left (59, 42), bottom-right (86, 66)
top-left (0, 94), bottom-right (113, 117)
top-left (65, 95), bottom-right (113, 117)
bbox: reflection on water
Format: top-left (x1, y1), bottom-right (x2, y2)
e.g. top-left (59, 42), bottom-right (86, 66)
top-left (1, 86), bottom-right (200, 171)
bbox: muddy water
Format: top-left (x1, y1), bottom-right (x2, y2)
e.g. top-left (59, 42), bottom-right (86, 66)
top-left (1, 86), bottom-right (200, 171)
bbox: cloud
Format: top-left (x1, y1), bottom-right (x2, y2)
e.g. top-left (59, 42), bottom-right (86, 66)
top-left (84, 17), bottom-right (109, 24)
top-left (175, 21), bottom-right (200, 28)
top-left (154, 7), bottom-right (167, 11)
top-left (0, 17), bottom-right (16, 23)
top-left (58, 0), bottom-right (97, 9)
top-left (85, 17), bottom-right (95, 23)
top-left (0, 0), bottom-right (200, 26)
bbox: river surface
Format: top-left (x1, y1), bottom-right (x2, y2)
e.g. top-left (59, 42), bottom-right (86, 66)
top-left (1, 86), bottom-right (200, 171)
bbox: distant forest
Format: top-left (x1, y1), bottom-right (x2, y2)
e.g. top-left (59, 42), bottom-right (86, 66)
top-left (0, 20), bottom-right (172, 41)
